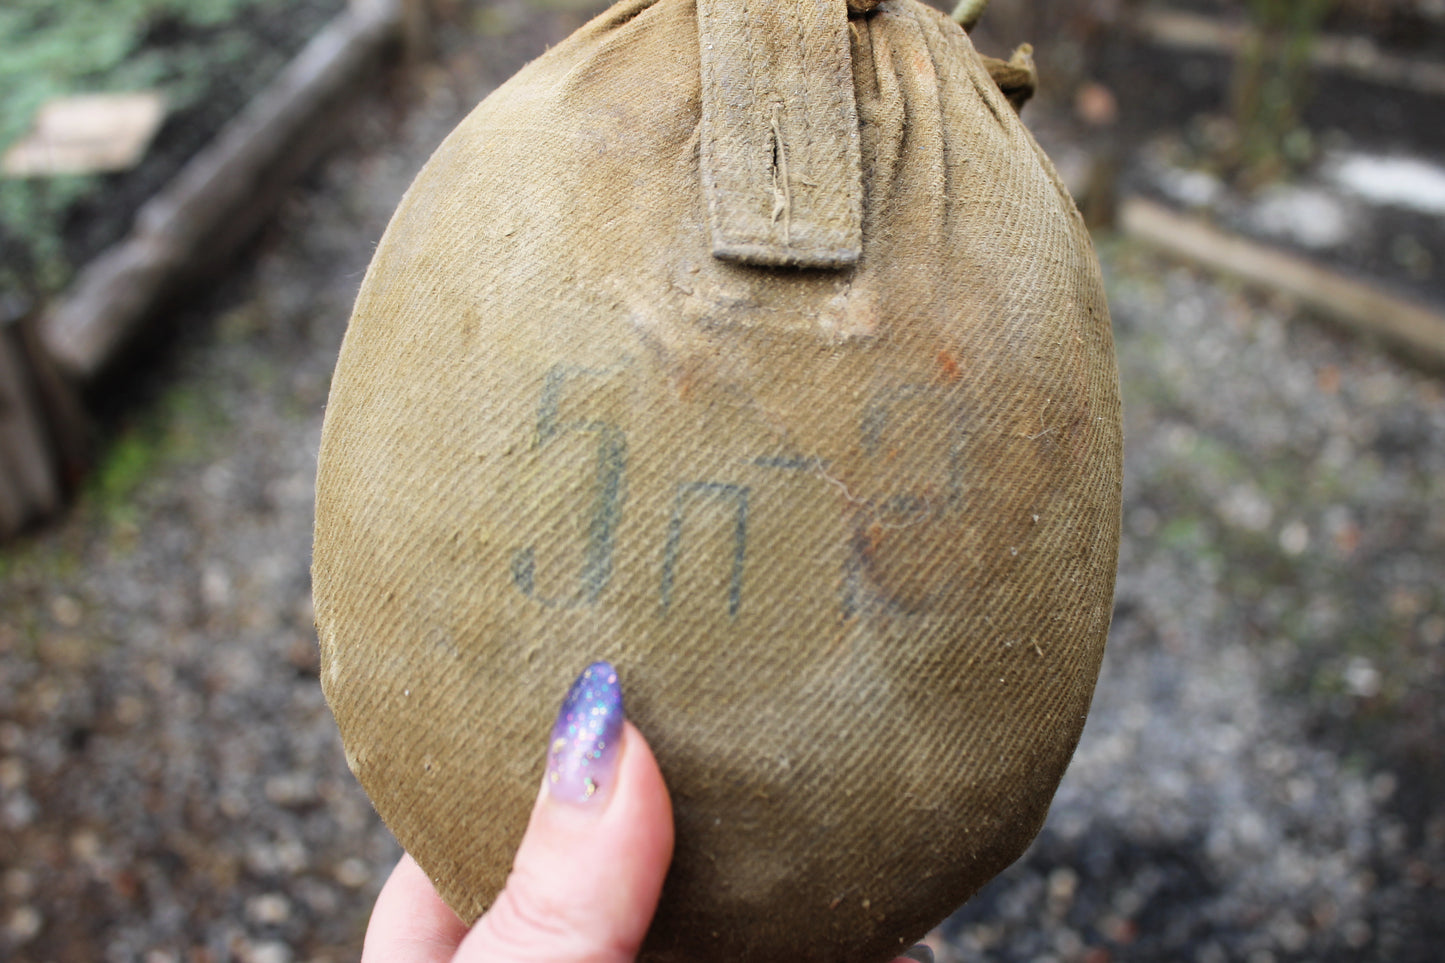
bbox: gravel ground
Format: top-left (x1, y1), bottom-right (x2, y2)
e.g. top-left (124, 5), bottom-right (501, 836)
top-left (2, 4), bottom-right (1442, 961)
top-left (937, 253), bottom-right (1445, 962)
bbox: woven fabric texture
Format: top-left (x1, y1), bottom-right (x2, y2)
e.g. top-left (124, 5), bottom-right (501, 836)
top-left (313, 1), bottom-right (1123, 960)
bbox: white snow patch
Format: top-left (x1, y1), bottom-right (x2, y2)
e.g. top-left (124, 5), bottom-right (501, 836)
top-left (1156, 165), bottom-right (1225, 209)
top-left (1328, 152), bottom-right (1445, 216)
top-left (1246, 185), bottom-right (1352, 249)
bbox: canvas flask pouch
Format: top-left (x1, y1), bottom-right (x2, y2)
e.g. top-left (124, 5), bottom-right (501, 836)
top-left (312, 0), bottom-right (1123, 960)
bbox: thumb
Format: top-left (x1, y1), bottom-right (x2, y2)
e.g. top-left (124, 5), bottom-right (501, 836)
top-left (456, 662), bottom-right (674, 963)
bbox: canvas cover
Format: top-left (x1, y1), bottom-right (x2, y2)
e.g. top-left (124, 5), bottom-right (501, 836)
top-left (313, 0), bottom-right (1123, 959)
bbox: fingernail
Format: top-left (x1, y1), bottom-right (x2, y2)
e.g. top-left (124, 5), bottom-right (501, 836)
top-left (546, 661), bottom-right (624, 806)
top-left (900, 945), bottom-right (934, 963)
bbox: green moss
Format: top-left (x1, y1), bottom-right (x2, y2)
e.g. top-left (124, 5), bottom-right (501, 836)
top-left (90, 430), bottom-right (159, 510)
top-left (0, 522), bottom-right (84, 596)
top-left (83, 380), bottom-right (229, 529)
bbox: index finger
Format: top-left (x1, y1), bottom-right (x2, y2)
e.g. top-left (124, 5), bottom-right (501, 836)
top-left (362, 853), bottom-right (471, 963)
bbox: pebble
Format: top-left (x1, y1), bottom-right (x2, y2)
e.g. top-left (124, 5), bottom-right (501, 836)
top-left (240, 940), bottom-right (293, 963)
top-left (6, 906), bottom-right (42, 943)
top-left (3, 792), bottom-right (37, 829)
top-left (334, 858), bottom-right (372, 890)
top-left (1046, 867), bottom-right (1078, 910)
top-left (0, 756), bottom-right (26, 791)
top-left (264, 773), bottom-right (318, 808)
top-left (48, 595), bottom-right (83, 629)
top-left (245, 893), bottom-right (292, 926)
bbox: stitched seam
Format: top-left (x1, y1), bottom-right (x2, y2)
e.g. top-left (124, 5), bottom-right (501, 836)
top-left (785, 0), bottom-right (814, 251)
top-left (697, 0), bottom-right (722, 239)
top-left (832, 4), bottom-right (862, 238)
top-left (736, 0), bottom-right (766, 238)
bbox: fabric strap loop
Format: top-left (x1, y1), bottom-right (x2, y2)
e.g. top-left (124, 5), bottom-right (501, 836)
top-left (696, 0), bottom-right (863, 268)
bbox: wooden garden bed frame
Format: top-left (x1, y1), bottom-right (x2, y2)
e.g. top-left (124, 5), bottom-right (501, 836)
top-left (1, 0), bottom-right (423, 540)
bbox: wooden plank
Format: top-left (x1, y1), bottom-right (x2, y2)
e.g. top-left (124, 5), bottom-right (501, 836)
top-left (40, 0), bottom-right (409, 382)
top-left (16, 311), bottom-right (90, 489)
top-left (1119, 196), bottom-right (1445, 370)
top-left (1131, 9), bottom-right (1445, 99)
top-left (0, 324), bottom-right (61, 538)
top-left (400, 0), bottom-right (432, 63)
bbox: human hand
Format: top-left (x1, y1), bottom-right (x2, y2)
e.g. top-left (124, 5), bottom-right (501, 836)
top-left (362, 661), bottom-right (935, 963)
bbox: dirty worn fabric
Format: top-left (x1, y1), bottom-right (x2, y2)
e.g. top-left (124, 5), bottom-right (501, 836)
top-left (312, 0), bottom-right (1123, 960)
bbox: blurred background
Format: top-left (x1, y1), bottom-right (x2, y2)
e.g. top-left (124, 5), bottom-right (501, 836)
top-left (0, 0), bottom-right (1441, 960)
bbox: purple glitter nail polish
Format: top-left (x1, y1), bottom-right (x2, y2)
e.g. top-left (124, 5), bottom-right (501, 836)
top-left (546, 661), bottom-right (624, 806)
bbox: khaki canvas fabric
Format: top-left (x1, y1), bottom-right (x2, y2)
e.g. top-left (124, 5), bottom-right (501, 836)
top-left (312, 0), bottom-right (1123, 960)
